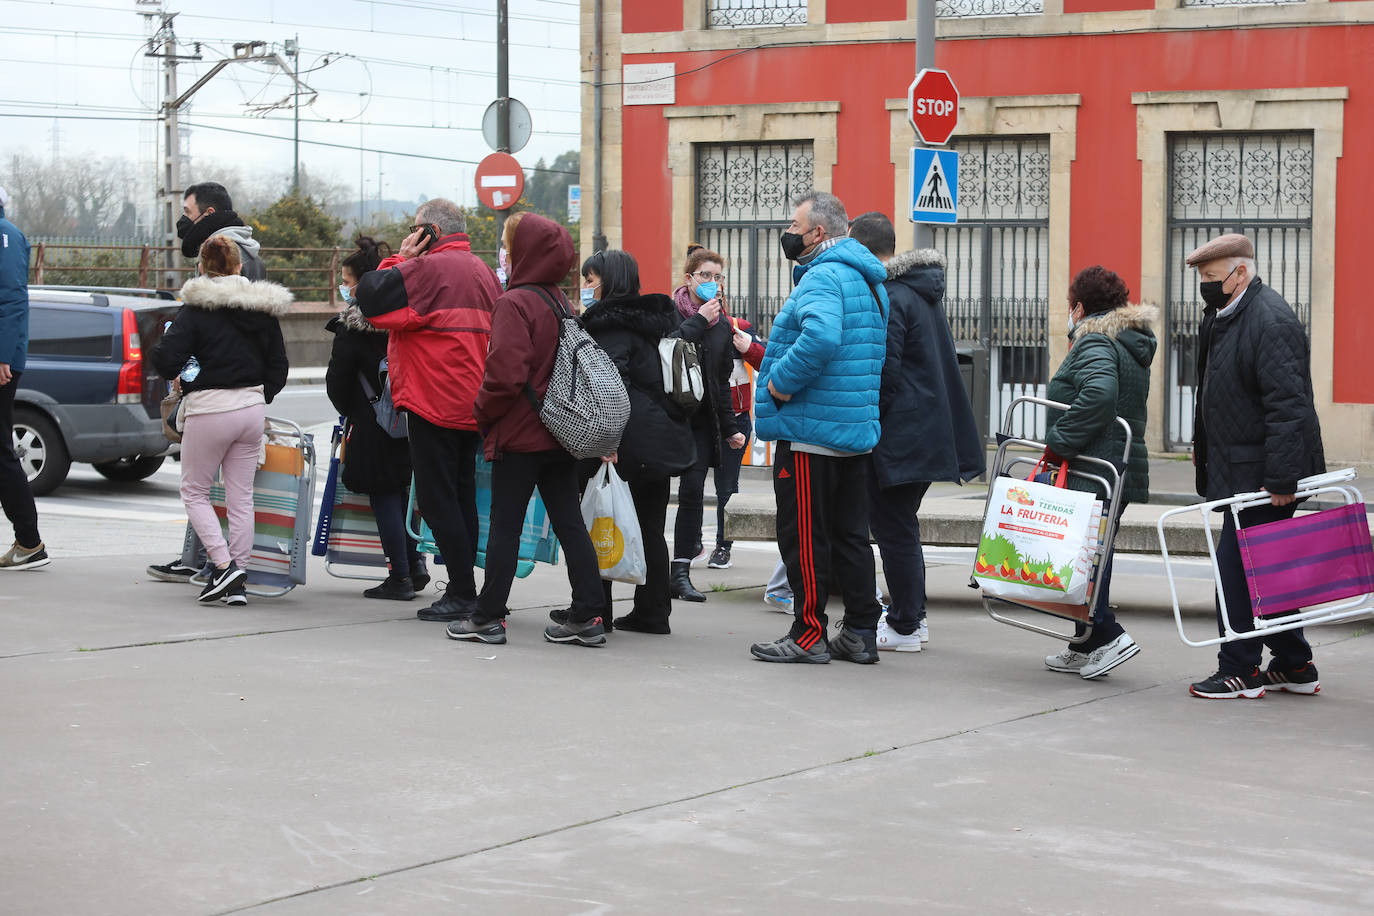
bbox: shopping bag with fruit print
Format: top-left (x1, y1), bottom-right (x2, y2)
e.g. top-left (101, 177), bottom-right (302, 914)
top-left (972, 462), bottom-right (1100, 606)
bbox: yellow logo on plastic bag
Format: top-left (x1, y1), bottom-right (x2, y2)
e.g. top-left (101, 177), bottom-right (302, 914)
top-left (590, 517), bottom-right (624, 569)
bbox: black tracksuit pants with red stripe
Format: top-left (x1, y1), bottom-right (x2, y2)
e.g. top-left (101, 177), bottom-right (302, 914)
top-left (773, 441), bottom-right (882, 650)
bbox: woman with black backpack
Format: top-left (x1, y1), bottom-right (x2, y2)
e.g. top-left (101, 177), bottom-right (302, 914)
top-left (578, 250), bottom-right (696, 634)
top-left (326, 236), bottom-right (428, 601)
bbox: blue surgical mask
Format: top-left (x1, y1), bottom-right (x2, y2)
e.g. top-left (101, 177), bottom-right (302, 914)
top-left (696, 281), bottom-right (719, 302)
top-left (339, 284), bottom-right (356, 305)
top-left (580, 287), bottom-right (597, 307)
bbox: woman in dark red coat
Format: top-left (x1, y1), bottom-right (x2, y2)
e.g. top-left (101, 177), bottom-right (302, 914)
top-left (447, 212), bottom-right (608, 648)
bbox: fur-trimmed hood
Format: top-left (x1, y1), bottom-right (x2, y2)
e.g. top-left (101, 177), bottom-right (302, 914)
top-left (579, 293), bottom-right (678, 339)
top-left (328, 302), bottom-right (385, 334)
top-left (1071, 303), bottom-right (1159, 367)
top-left (886, 248), bottom-right (947, 307)
top-left (885, 248), bottom-right (946, 280)
top-left (179, 274), bottom-right (293, 316)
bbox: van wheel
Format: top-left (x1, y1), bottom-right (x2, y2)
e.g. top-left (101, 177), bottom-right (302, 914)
top-left (11, 408), bottom-right (72, 496)
top-left (93, 454), bottom-right (167, 482)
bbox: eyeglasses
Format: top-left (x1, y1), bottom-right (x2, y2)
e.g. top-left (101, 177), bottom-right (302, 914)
top-left (692, 270), bottom-right (725, 283)
top-left (409, 223), bottom-right (435, 234)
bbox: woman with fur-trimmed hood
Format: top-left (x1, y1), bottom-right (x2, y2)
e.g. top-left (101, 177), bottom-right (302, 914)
top-left (327, 236), bottom-right (426, 602)
top-left (1042, 265), bottom-right (1158, 681)
top-left (152, 235), bottom-right (290, 605)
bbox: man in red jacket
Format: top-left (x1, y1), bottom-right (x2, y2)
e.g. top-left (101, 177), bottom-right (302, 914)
top-left (357, 198), bottom-right (503, 622)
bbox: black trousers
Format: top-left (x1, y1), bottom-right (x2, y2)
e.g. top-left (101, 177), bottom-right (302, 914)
top-left (714, 411), bottom-right (751, 550)
top-left (479, 449), bottom-right (605, 624)
top-left (774, 441), bottom-right (881, 649)
top-left (368, 488), bottom-right (419, 579)
top-left (602, 474), bottom-right (672, 624)
top-left (0, 372), bottom-right (40, 548)
top-left (867, 468), bottom-right (930, 637)
top-left (406, 415), bottom-right (479, 601)
top-left (674, 421), bottom-right (714, 560)
top-left (1215, 501), bottom-right (1313, 675)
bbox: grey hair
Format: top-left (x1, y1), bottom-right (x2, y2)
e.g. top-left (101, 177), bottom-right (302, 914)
top-left (1230, 256), bottom-right (1258, 276)
top-left (794, 190), bottom-right (849, 239)
top-left (416, 198), bottom-right (466, 235)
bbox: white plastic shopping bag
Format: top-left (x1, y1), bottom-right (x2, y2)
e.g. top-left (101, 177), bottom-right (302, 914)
top-left (972, 464), bottom-right (1100, 605)
top-left (580, 463), bottom-right (647, 585)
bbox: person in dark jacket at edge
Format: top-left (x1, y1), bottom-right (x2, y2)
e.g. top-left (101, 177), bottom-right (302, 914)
top-left (355, 198), bottom-right (503, 623)
top-left (152, 236), bottom-right (290, 606)
top-left (848, 212), bottom-right (985, 653)
top-left (1037, 265), bottom-right (1156, 679)
top-left (1185, 233), bottom-right (1326, 700)
top-left (326, 236), bottom-right (429, 601)
top-left (573, 249), bottom-right (696, 635)
top-left (669, 246), bottom-right (745, 601)
top-left (146, 179), bottom-right (266, 584)
top-left (450, 211), bottom-right (609, 648)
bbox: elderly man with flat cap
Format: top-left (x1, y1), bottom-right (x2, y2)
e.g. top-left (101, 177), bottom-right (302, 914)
top-left (1186, 233), bottom-right (1326, 700)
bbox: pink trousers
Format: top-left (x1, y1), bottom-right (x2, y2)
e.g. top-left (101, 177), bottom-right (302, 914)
top-left (180, 404), bottom-right (264, 569)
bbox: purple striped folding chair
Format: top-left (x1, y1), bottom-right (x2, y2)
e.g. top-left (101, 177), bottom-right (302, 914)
top-left (1238, 503), bottom-right (1374, 617)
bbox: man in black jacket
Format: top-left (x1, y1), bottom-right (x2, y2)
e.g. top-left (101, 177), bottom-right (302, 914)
top-left (849, 212), bottom-right (985, 652)
top-left (1186, 233), bottom-right (1326, 700)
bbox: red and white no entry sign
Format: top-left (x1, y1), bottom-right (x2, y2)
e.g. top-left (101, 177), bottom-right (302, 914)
top-left (474, 152), bottom-right (525, 211)
top-left (907, 68), bottom-right (960, 146)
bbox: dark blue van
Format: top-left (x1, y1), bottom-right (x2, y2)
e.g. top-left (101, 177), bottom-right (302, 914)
top-left (12, 287), bottom-right (181, 495)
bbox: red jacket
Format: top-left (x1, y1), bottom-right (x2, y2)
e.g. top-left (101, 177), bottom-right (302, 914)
top-left (474, 214), bottom-right (576, 459)
top-left (355, 234), bottom-right (503, 430)
top-left (727, 314), bottom-right (766, 414)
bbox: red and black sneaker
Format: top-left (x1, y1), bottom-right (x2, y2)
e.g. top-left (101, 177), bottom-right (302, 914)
top-left (1263, 662), bottom-right (1321, 695)
top-left (1189, 669), bottom-right (1266, 699)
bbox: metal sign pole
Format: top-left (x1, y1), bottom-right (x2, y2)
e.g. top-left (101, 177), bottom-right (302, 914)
top-left (914, 0), bottom-right (936, 251)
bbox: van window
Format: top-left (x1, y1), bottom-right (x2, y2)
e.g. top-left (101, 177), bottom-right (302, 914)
top-left (27, 306), bottom-right (114, 359)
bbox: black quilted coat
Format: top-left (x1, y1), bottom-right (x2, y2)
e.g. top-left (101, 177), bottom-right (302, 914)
top-left (1192, 278), bottom-right (1325, 499)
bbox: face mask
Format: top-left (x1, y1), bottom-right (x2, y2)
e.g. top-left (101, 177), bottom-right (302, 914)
top-left (580, 287), bottom-right (597, 307)
top-left (1199, 266), bottom-right (1238, 310)
top-left (695, 281), bottom-right (719, 302)
top-left (338, 284), bottom-right (356, 305)
top-left (176, 215), bottom-right (194, 239)
top-left (780, 230), bottom-right (809, 261)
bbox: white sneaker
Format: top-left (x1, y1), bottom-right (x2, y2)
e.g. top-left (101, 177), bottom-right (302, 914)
top-left (763, 593), bottom-right (793, 613)
top-left (1045, 647), bottom-right (1090, 673)
top-left (876, 619), bottom-right (921, 652)
top-left (917, 619), bottom-right (929, 644)
top-left (1079, 633), bottom-right (1140, 680)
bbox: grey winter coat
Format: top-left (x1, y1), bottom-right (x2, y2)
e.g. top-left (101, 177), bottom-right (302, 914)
top-left (872, 249), bottom-right (985, 488)
top-left (1192, 277), bottom-right (1324, 499)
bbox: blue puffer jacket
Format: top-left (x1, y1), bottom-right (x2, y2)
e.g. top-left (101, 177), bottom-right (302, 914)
top-left (0, 206), bottom-right (30, 372)
top-left (754, 238), bottom-right (889, 452)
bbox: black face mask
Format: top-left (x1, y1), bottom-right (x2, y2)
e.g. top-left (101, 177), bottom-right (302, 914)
top-left (175, 214), bottom-right (194, 239)
top-left (1199, 266), bottom-right (1239, 310)
top-left (779, 230), bottom-right (809, 261)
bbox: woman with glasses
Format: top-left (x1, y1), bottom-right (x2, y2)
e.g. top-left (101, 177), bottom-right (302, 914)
top-left (668, 246), bottom-right (746, 602)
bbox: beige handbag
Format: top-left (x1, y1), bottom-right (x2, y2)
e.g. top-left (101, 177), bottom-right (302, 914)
top-left (160, 379), bottom-right (183, 444)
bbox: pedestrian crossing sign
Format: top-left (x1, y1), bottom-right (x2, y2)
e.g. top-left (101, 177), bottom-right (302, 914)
top-left (910, 147), bottom-right (959, 224)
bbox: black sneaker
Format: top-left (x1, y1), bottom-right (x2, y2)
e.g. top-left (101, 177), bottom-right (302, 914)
top-left (544, 616), bottom-right (607, 647)
top-left (146, 557), bottom-right (200, 582)
top-left (549, 607), bottom-right (570, 625)
top-left (221, 581), bottom-right (248, 607)
top-left (198, 562), bottom-right (246, 603)
top-left (1263, 662), bottom-right (1321, 695)
top-left (446, 617), bottom-right (507, 644)
top-left (364, 575), bottom-right (416, 601)
top-left (417, 595), bottom-right (474, 622)
top-left (1189, 669), bottom-right (1266, 699)
top-left (410, 556), bottom-right (431, 592)
top-left (707, 545), bottom-right (732, 569)
top-left (750, 634), bottom-right (830, 664)
top-left (612, 613), bottom-right (670, 635)
top-left (828, 624), bottom-right (879, 665)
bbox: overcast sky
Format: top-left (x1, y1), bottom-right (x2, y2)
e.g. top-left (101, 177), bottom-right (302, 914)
top-left (0, 0), bottom-right (582, 220)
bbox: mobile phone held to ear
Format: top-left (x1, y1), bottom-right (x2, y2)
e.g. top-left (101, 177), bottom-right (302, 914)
top-left (420, 224), bottom-right (438, 248)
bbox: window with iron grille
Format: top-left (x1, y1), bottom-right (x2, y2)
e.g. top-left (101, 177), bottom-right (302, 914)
top-left (1181, 0), bottom-right (1300, 8)
top-left (1164, 131), bottom-right (1313, 448)
top-left (933, 136), bottom-right (1051, 440)
top-left (707, 0), bottom-right (807, 29)
top-left (694, 142), bottom-right (814, 338)
top-left (936, 0), bottom-right (1044, 17)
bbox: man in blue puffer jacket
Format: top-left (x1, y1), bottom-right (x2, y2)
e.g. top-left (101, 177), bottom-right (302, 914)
top-left (751, 191), bottom-right (888, 664)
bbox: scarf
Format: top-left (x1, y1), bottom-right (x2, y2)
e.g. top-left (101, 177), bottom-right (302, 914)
top-left (672, 284), bottom-right (721, 327)
top-left (180, 209), bottom-right (249, 258)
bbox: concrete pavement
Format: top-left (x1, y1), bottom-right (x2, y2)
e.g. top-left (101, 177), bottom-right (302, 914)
top-left (2, 537), bottom-right (1372, 914)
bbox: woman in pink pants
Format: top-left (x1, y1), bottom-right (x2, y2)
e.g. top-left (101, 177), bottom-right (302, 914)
top-left (153, 236), bottom-right (290, 605)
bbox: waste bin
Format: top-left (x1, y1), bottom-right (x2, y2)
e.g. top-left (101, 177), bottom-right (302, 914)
top-left (955, 341), bottom-right (990, 446)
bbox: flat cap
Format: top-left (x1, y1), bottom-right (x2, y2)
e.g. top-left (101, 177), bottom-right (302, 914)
top-left (1185, 233), bottom-right (1254, 267)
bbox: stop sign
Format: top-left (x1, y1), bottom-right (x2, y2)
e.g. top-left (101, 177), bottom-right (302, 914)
top-left (907, 68), bottom-right (960, 146)
top-left (474, 152), bottom-right (525, 210)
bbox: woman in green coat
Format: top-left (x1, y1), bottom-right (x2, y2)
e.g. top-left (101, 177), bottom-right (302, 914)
top-left (1041, 266), bottom-right (1157, 680)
